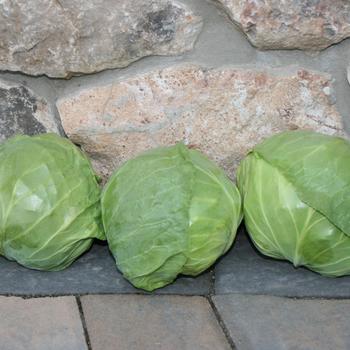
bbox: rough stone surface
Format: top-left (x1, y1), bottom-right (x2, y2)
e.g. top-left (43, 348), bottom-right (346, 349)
top-left (0, 243), bottom-right (211, 296)
top-left (57, 64), bottom-right (344, 179)
top-left (0, 296), bottom-right (87, 350)
top-left (0, 79), bottom-right (60, 141)
top-left (82, 295), bottom-right (230, 350)
top-left (0, 0), bottom-right (202, 78)
top-left (215, 230), bottom-right (350, 298)
top-left (213, 294), bottom-right (350, 350)
top-left (216, 0), bottom-right (350, 50)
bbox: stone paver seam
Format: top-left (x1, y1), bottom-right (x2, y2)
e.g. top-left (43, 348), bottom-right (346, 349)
top-left (76, 296), bottom-right (93, 350)
top-left (207, 295), bottom-right (237, 350)
top-left (207, 268), bottom-right (237, 350)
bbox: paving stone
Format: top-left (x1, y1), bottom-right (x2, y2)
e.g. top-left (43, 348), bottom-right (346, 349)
top-left (0, 296), bottom-right (87, 350)
top-left (212, 294), bottom-right (350, 350)
top-left (81, 295), bottom-right (230, 350)
top-left (215, 229), bottom-right (350, 297)
top-left (0, 243), bottom-right (211, 296)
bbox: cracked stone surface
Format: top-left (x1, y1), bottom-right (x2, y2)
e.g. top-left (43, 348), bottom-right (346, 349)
top-left (0, 0), bottom-right (202, 78)
top-left (216, 0), bottom-right (350, 50)
top-left (0, 79), bottom-right (60, 142)
top-left (57, 64), bottom-right (344, 179)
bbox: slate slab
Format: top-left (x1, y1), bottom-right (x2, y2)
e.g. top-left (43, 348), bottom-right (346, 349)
top-left (81, 295), bottom-right (230, 350)
top-left (0, 242), bottom-right (211, 296)
top-left (215, 229), bottom-right (350, 297)
top-left (213, 294), bottom-right (350, 350)
top-left (0, 296), bottom-right (87, 350)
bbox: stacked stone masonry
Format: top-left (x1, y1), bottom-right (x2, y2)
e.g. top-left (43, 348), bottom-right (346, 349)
top-left (0, 0), bottom-right (349, 175)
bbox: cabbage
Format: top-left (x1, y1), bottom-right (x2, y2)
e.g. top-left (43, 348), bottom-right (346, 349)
top-left (102, 143), bottom-right (242, 291)
top-left (0, 134), bottom-right (104, 271)
top-left (238, 130), bottom-right (350, 276)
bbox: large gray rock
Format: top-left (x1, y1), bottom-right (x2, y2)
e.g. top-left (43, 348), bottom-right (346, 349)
top-left (0, 79), bottom-right (60, 141)
top-left (216, 0), bottom-right (350, 50)
top-left (0, 0), bottom-right (202, 78)
top-left (57, 64), bottom-right (345, 179)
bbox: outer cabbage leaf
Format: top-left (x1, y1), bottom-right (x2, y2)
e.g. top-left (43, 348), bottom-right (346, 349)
top-left (254, 131), bottom-right (350, 236)
top-left (182, 149), bottom-right (242, 275)
top-left (102, 144), bottom-right (242, 291)
top-left (0, 134), bottom-right (104, 270)
top-left (238, 131), bottom-right (350, 276)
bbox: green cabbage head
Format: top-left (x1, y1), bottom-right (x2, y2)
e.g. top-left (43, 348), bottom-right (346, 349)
top-left (0, 134), bottom-right (104, 271)
top-left (238, 130), bottom-right (350, 277)
top-left (102, 143), bottom-right (242, 291)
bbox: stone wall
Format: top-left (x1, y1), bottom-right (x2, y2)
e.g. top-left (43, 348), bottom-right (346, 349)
top-left (1, 0), bottom-right (350, 179)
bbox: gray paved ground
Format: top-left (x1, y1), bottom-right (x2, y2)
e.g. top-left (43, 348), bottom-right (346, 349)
top-left (213, 294), bottom-right (350, 350)
top-left (81, 295), bottom-right (231, 350)
top-left (1, 229), bottom-right (349, 349)
top-left (1, 294), bottom-right (349, 350)
top-left (0, 297), bottom-right (87, 350)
